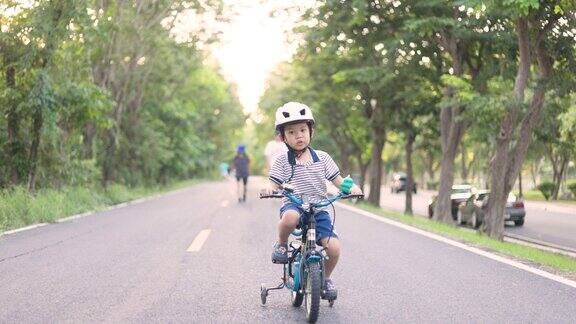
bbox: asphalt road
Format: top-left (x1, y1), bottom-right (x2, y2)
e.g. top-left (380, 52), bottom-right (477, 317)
top-left (1, 179), bottom-right (575, 323)
top-left (379, 186), bottom-right (576, 250)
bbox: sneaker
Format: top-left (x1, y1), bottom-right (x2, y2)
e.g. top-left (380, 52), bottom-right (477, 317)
top-left (271, 242), bottom-right (288, 264)
top-left (321, 279), bottom-right (337, 300)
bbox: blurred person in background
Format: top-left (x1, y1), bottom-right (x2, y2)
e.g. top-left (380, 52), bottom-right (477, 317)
top-left (232, 144), bottom-right (250, 202)
top-left (264, 131), bottom-right (287, 171)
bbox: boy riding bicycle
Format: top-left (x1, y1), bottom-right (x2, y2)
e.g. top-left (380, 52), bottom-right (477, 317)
top-left (262, 102), bottom-right (362, 300)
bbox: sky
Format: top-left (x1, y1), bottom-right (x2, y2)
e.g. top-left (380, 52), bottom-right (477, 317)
top-left (209, 1), bottom-right (310, 115)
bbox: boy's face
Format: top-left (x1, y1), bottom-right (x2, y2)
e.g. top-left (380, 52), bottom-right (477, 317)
top-left (283, 122), bottom-right (312, 151)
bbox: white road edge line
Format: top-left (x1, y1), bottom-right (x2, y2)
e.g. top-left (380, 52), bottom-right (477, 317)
top-left (2, 223), bottom-right (49, 235)
top-left (336, 202), bottom-right (576, 290)
top-left (187, 229), bottom-right (212, 252)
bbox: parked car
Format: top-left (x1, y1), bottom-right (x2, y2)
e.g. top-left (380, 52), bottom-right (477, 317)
top-left (457, 191), bottom-right (526, 228)
top-left (390, 172), bottom-right (417, 194)
top-left (427, 184), bottom-right (474, 219)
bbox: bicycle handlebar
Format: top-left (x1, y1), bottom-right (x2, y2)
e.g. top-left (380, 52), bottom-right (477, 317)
top-left (259, 190), bottom-right (364, 208)
top-left (259, 192), bottom-right (285, 199)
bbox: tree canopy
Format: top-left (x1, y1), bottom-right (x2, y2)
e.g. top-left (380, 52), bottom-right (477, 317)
top-left (1, 0), bottom-right (245, 190)
top-left (257, 0), bottom-right (575, 239)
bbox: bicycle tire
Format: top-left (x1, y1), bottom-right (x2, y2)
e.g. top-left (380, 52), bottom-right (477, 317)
top-left (290, 249), bottom-right (304, 307)
top-left (291, 290), bottom-right (304, 307)
top-left (304, 263), bottom-right (321, 323)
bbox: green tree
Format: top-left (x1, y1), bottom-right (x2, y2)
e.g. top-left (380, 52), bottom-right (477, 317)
top-left (406, 0), bottom-right (501, 223)
top-left (483, 0), bottom-right (575, 239)
top-left (535, 94), bottom-right (575, 199)
top-left (0, 0), bottom-right (243, 192)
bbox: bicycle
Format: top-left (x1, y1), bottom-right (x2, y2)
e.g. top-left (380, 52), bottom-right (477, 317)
top-left (259, 185), bottom-right (363, 323)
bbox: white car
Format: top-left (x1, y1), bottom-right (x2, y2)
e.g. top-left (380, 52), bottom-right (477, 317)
top-left (428, 184), bottom-right (475, 219)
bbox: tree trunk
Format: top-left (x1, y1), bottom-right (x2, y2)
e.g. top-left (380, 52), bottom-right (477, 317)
top-left (157, 165), bottom-right (168, 186)
top-left (27, 107), bottom-right (43, 193)
top-left (433, 95), bottom-right (465, 223)
top-left (530, 159), bottom-right (541, 188)
top-left (425, 150), bottom-right (435, 187)
top-left (83, 122), bottom-right (96, 159)
top-left (5, 66), bottom-right (20, 185)
top-left (547, 145), bottom-right (560, 199)
top-left (518, 169), bottom-right (523, 199)
top-left (552, 154), bottom-right (568, 200)
top-left (485, 113), bottom-right (517, 238)
top-left (433, 30), bottom-right (466, 224)
top-left (367, 132), bottom-right (386, 206)
top-left (551, 153), bottom-right (560, 200)
top-left (485, 18), bottom-right (531, 239)
top-left (363, 93), bottom-right (387, 206)
top-left (404, 130), bottom-right (415, 215)
top-left (433, 123), bottom-right (462, 223)
top-left (124, 107), bottom-right (141, 185)
top-left (460, 141), bottom-right (468, 182)
top-left (358, 160), bottom-right (369, 194)
top-left (485, 17), bottom-right (554, 239)
top-left (102, 128), bottom-right (117, 187)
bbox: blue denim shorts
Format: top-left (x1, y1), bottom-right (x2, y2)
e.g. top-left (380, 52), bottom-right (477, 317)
top-left (280, 203), bottom-right (338, 245)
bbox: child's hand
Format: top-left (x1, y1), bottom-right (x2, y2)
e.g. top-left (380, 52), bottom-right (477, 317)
top-left (350, 185), bottom-right (363, 195)
top-left (260, 188), bottom-right (274, 196)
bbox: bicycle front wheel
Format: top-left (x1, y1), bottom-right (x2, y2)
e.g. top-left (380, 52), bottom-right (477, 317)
top-left (304, 263), bottom-right (321, 323)
top-left (291, 290), bottom-right (304, 307)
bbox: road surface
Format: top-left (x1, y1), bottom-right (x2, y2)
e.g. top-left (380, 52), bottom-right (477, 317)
top-left (1, 179), bottom-right (575, 322)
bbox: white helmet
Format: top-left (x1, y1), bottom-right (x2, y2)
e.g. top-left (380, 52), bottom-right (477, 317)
top-left (274, 102), bottom-right (315, 131)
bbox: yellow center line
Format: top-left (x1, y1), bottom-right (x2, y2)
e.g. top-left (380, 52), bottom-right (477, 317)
top-left (187, 229), bottom-right (212, 252)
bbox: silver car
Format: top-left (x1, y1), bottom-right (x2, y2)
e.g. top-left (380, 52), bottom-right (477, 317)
top-left (457, 190), bottom-right (526, 228)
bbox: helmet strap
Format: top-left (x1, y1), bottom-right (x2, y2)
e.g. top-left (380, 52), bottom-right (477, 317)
top-left (284, 143), bottom-right (307, 158)
top-left (293, 146), bottom-right (308, 159)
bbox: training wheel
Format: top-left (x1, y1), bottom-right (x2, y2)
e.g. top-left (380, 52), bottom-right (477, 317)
top-left (260, 284), bottom-right (268, 305)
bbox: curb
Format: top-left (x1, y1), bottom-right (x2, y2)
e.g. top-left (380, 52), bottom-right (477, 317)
top-left (504, 233), bottom-right (576, 258)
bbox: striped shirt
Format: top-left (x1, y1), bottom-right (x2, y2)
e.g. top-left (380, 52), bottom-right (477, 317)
top-left (269, 148), bottom-right (340, 204)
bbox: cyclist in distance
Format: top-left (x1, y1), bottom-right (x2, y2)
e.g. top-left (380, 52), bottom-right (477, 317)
top-left (261, 102), bottom-right (362, 300)
top-left (232, 144), bottom-right (250, 202)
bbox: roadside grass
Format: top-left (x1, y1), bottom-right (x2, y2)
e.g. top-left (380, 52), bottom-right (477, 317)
top-left (514, 190), bottom-right (576, 204)
top-left (353, 202), bottom-right (576, 274)
top-left (0, 179), bottom-right (202, 233)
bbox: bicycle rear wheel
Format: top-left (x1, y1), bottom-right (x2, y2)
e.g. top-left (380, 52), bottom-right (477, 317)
top-left (304, 263), bottom-right (321, 323)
